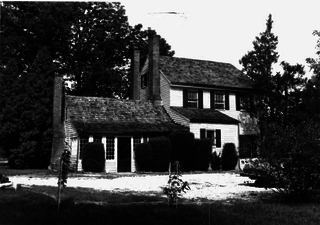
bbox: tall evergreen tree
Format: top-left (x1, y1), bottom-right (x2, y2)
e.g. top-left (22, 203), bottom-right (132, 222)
top-left (239, 14), bottom-right (279, 123)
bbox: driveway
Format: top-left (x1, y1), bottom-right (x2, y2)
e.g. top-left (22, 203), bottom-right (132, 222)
top-left (9, 172), bottom-right (270, 201)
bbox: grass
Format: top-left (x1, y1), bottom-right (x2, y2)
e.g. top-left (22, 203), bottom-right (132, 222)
top-left (0, 185), bottom-right (320, 225)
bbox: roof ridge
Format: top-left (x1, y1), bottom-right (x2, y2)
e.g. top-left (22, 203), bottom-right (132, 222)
top-left (160, 55), bottom-right (235, 67)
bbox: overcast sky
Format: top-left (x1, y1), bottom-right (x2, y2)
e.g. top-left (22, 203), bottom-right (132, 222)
top-left (120, 0), bottom-right (320, 77)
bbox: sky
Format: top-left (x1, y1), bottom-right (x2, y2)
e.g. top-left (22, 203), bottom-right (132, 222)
top-left (120, 0), bottom-right (320, 77)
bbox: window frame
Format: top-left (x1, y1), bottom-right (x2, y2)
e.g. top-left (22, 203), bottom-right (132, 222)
top-left (214, 92), bottom-right (225, 110)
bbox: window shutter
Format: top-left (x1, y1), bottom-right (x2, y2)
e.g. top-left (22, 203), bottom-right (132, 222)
top-left (210, 91), bottom-right (215, 109)
top-left (216, 129), bottom-right (221, 148)
top-left (198, 90), bottom-right (203, 109)
top-left (250, 95), bottom-right (255, 111)
top-left (236, 94), bottom-right (240, 111)
top-left (183, 90), bottom-right (188, 108)
top-left (225, 92), bottom-right (229, 110)
top-left (200, 129), bottom-right (206, 139)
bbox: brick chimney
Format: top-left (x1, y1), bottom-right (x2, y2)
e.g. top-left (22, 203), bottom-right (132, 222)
top-left (148, 30), bottom-right (162, 106)
top-left (50, 74), bottom-right (65, 170)
top-left (131, 49), bottom-right (140, 100)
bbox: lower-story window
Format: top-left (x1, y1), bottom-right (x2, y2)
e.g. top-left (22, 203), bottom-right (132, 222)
top-left (133, 136), bottom-right (142, 150)
top-left (200, 129), bottom-right (221, 148)
top-left (106, 136), bottom-right (115, 160)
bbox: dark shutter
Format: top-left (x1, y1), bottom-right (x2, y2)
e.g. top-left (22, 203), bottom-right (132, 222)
top-left (225, 92), bottom-right (229, 110)
top-left (216, 129), bottom-right (221, 148)
top-left (183, 90), bottom-right (188, 108)
top-left (198, 90), bottom-right (203, 109)
top-left (236, 94), bottom-right (240, 111)
top-left (250, 95), bottom-right (255, 111)
top-left (200, 129), bottom-right (206, 139)
top-left (210, 91), bottom-right (215, 109)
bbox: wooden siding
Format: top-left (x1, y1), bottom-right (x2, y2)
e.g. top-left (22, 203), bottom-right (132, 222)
top-left (203, 91), bottom-right (210, 108)
top-left (190, 123), bottom-right (239, 154)
top-left (170, 88), bottom-right (183, 107)
top-left (160, 72), bottom-right (170, 108)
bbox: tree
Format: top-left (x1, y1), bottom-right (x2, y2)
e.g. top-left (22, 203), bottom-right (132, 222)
top-left (0, 2), bottom-right (175, 168)
top-left (239, 14), bottom-right (279, 123)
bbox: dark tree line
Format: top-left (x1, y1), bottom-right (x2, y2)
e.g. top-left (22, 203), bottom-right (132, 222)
top-left (0, 2), bottom-right (174, 168)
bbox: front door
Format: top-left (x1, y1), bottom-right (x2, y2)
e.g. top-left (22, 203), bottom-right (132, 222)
top-left (117, 137), bottom-right (131, 172)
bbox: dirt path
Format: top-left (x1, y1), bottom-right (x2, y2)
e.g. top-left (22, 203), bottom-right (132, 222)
top-left (9, 173), bottom-right (271, 201)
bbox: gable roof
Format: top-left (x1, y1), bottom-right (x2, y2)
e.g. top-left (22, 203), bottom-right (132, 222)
top-left (159, 56), bottom-right (254, 90)
top-left (66, 95), bottom-right (186, 134)
top-left (171, 107), bottom-right (240, 124)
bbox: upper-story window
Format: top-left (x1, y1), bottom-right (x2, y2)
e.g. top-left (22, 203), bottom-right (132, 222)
top-left (187, 91), bottom-right (198, 108)
top-left (236, 93), bottom-right (252, 111)
top-left (183, 90), bottom-right (203, 109)
top-left (214, 92), bottom-right (225, 110)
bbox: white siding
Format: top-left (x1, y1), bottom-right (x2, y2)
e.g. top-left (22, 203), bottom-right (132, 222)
top-left (170, 88), bottom-right (183, 107)
top-left (190, 123), bottom-right (239, 154)
top-left (203, 91), bottom-right (210, 108)
top-left (160, 73), bottom-right (170, 108)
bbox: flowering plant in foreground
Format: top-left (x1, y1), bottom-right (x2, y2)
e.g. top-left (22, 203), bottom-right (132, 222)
top-left (163, 161), bottom-right (190, 207)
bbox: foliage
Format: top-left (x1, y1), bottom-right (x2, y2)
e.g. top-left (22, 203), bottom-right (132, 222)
top-left (221, 143), bottom-right (238, 170)
top-left (169, 131), bottom-right (194, 172)
top-left (148, 136), bottom-right (171, 172)
top-left (193, 139), bottom-right (212, 171)
top-left (82, 142), bottom-right (105, 172)
top-left (239, 14), bottom-right (305, 125)
top-left (258, 120), bottom-right (320, 200)
top-left (163, 161), bottom-right (190, 207)
top-left (0, 2), bottom-right (174, 168)
top-left (57, 142), bottom-right (71, 211)
top-left (134, 143), bottom-right (153, 172)
top-left (211, 151), bottom-right (221, 171)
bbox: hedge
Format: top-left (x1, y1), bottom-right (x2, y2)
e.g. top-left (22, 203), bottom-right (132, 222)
top-left (134, 143), bottom-right (153, 172)
top-left (193, 139), bottom-right (212, 171)
top-left (147, 136), bottom-right (171, 172)
top-left (221, 143), bottom-right (238, 170)
top-left (82, 142), bottom-right (105, 172)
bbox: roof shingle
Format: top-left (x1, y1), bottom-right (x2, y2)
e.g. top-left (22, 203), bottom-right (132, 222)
top-left (171, 107), bottom-right (240, 124)
top-left (66, 95), bottom-right (186, 134)
top-left (159, 56), bottom-right (254, 90)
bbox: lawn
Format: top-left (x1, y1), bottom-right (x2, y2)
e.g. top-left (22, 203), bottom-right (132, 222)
top-left (1, 183), bottom-right (320, 225)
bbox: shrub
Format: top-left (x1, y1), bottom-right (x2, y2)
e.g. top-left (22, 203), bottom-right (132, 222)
top-left (258, 120), bottom-right (320, 201)
top-left (221, 143), bottom-right (238, 170)
top-left (134, 143), bottom-right (153, 172)
top-left (193, 139), bottom-right (212, 171)
top-left (148, 136), bottom-right (171, 172)
top-left (169, 131), bottom-right (194, 172)
top-left (82, 142), bottom-right (105, 172)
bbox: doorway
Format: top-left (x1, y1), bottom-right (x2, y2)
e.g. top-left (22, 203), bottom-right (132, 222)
top-left (117, 137), bottom-right (131, 172)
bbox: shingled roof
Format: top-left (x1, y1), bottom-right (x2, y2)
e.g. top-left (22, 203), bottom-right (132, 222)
top-left (159, 56), bottom-right (254, 90)
top-left (66, 95), bottom-right (186, 134)
top-left (171, 107), bottom-right (240, 124)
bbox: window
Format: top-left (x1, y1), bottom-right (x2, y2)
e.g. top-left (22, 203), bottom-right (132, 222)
top-left (106, 137), bottom-right (115, 160)
top-left (187, 91), bottom-right (198, 108)
top-left (133, 136), bottom-right (142, 150)
top-left (215, 92), bottom-right (225, 110)
top-left (200, 129), bottom-right (221, 147)
top-left (93, 136), bottom-right (102, 143)
top-left (236, 94), bottom-right (251, 111)
top-left (79, 136), bottom-right (89, 159)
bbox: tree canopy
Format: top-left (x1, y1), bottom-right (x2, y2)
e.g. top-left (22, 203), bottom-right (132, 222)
top-left (0, 2), bottom-right (175, 168)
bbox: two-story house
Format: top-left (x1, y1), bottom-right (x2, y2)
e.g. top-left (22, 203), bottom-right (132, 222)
top-left (51, 30), bottom-right (257, 173)
top-left (132, 32), bottom-right (258, 156)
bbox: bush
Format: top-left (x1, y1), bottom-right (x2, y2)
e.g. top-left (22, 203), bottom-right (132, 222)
top-left (134, 143), bottom-right (153, 172)
top-left (211, 151), bottom-right (221, 171)
top-left (148, 136), bottom-right (171, 172)
top-left (221, 143), bottom-right (238, 170)
top-left (258, 120), bottom-right (320, 200)
top-left (169, 131), bottom-right (194, 172)
top-left (82, 142), bottom-right (105, 172)
top-left (193, 139), bottom-right (212, 171)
